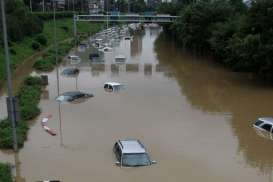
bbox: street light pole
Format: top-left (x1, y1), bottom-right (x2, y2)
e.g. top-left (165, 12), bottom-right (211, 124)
top-left (30, 0), bottom-right (32, 12)
top-left (128, 0), bottom-right (130, 13)
top-left (53, 0), bottom-right (60, 96)
top-left (0, 0), bottom-right (18, 152)
top-left (43, 0), bottom-right (45, 12)
top-left (72, 0), bottom-right (78, 46)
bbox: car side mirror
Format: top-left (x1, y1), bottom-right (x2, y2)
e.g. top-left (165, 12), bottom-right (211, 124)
top-left (115, 161), bottom-right (121, 165)
top-left (151, 160), bottom-right (157, 164)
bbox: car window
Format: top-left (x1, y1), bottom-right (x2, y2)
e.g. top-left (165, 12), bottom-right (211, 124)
top-left (104, 84), bottom-right (108, 89)
top-left (122, 153), bottom-right (150, 166)
top-left (261, 124), bottom-right (272, 132)
top-left (254, 120), bottom-right (263, 126)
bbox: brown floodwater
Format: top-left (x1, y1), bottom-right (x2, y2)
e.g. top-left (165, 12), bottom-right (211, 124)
top-left (1, 27), bottom-right (273, 182)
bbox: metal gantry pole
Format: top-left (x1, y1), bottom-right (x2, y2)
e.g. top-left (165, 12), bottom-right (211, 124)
top-left (0, 0), bottom-right (18, 152)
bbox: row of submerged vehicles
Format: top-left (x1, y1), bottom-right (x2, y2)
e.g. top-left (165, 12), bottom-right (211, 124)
top-left (69, 24), bottom-right (132, 65)
top-left (58, 25), bottom-right (135, 103)
top-left (57, 25), bottom-right (157, 167)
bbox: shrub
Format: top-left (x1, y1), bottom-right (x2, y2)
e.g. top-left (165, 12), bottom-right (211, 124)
top-left (17, 76), bottom-right (42, 120)
top-left (24, 76), bottom-right (42, 86)
top-left (0, 76), bottom-right (42, 149)
top-left (0, 163), bottom-right (12, 182)
top-left (61, 26), bottom-right (69, 32)
top-left (20, 105), bottom-right (41, 120)
top-left (33, 57), bottom-right (55, 71)
top-left (35, 34), bottom-right (47, 46)
top-left (9, 48), bottom-right (17, 55)
top-left (0, 119), bottom-right (28, 149)
top-left (31, 41), bottom-right (41, 50)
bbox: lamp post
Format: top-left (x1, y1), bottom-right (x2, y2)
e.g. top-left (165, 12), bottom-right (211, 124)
top-left (30, 0), bottom-right (32, 12)
top-left (128, 0), bottom-right (130, 13)
top-left (0, 0), bottom-right (18, 152)
top-left (43, 0), bottom-right (45, 12)
top-left (53, 0), bottom-right (60, 96)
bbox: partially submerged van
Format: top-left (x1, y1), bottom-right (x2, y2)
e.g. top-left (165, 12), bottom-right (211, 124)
top-left (104, 82), bottom-right (123, 92)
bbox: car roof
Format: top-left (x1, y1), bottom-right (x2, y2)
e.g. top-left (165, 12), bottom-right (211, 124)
top-left (258, 117), bottom-right (273, 125)
top-left (62, 68), bottom-right (78, 73)
top-left (62, 91), bottom-right (83, 96)
top-left (104, 82), bottom-right (121, 86)
top-left (118, 139), bottom-right (146, 154)
top-left (115, 55), bottom-right (126, 59)
top-left (69, 55), bottom-right (79, 58)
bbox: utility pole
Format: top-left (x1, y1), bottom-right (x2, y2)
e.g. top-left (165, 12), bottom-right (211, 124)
top-left (128, 0), bottom-right (130, 13)
top-left (0, 0), bottom-right (18, 152)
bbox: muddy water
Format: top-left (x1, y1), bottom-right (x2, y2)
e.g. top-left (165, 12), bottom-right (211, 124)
top-left (1, 27), bottom-right (273, 182)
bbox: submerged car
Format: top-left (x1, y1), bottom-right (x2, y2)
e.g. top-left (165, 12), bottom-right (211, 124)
top-left (89, 53), bottom-right (100, 59)
top-left (56, 91), bottom-right (93, 102)
top-left (104, 82), bottom-right (124, 92)
top-left (61, 68), bottom-right (79, 76)
top-left (67, 55), bottom-right (81, 65)
top-left (253, 118), bottom-right (273, 140)
top-left (113, 139), bottom-right (156, 167)
top-left (114, 55), bottom-right (126, 63)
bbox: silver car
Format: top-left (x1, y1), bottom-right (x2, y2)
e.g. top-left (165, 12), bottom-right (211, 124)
top-left (253, 117), bottom-right (273, 140)
top-left (113, 139), bottom-right (156, 167)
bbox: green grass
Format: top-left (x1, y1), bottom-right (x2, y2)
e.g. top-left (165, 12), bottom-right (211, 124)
top-left (0, 163), bottom-right (13, 182)
top-left (33, 19), bottom-right (103, 72)
top-left (0, 18), bottom-right (103, 83)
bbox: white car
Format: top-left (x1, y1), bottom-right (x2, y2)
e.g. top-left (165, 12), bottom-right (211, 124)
top-left (68, 55), bottom-right (81, 65)
top-left (114, 55), bottom-right (126, 63)
top-left (104, 82), bottom-right (123, 92)
top-left (113, 139), bottom-right (156, 167)
top-left (253, 117), bottom-right (273, 140)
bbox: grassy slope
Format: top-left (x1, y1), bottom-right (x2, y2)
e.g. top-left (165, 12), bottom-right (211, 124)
top-left (0, 18), bottom-right (103, 85)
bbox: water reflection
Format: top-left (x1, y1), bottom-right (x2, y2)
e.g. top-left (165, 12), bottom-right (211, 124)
top-left (130, 32), bottom-right (144, 58)
top-left (154, 33), bottom-right (273, 175)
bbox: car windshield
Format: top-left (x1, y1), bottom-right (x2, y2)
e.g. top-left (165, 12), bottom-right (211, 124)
top-left (56, 95), bottom-right (71, 102)
top-left (122, 153), bottom-right (150, 166)
top-left (254, 120), bottom-right (263, 126)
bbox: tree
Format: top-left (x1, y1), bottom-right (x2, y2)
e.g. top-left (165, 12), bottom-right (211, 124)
top-left (0, 0), bottom-right (43, 43)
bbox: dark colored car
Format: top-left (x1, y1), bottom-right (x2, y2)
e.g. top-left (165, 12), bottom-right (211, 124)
top-left (56, 91), bottom-right (93, 102)
top-left (61, 68), bottom-right (79, 76)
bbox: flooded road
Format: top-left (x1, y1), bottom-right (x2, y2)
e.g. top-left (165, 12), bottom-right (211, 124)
top-left (1, 27), bottom-right (273, 182)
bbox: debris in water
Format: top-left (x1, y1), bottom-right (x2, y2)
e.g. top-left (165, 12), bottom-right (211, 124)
top-left (41, 114), bottom-right (57, 136)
